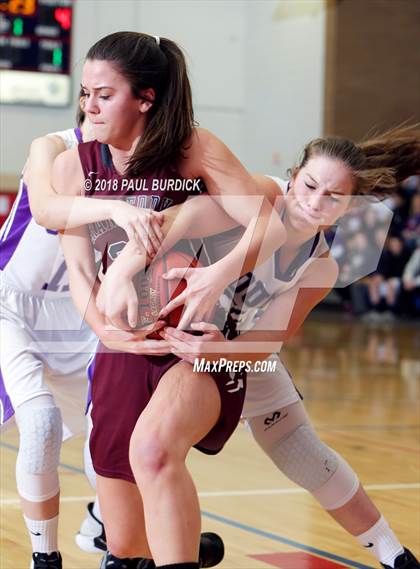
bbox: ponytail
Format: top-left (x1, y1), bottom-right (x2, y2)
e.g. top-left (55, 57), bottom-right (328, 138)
top-left (126, 36), bottom-right (195, 176)
top-left (295, 124), bottom-right (420, 196)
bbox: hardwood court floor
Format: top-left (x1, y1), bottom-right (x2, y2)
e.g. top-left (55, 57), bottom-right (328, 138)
top-left (1, 316), bottom-right (419, 569)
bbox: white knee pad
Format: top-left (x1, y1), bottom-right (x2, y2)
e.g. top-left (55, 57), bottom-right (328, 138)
top-left (266, 424), bottom-right (359, 509)
top-left (15, 402), bottom-right (62, 502)
top-left (311, 450), bottom-right (360, 510)
top-left (268, 424), bottom-right (340, 492)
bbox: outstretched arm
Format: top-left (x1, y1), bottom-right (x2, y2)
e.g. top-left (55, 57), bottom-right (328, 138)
top-left (96, 194), bottom-right (239, 328)
top-left (25, 136), bottom-right (163, 252)
top-left (160, 129), bottom-right (286, 327)
top-left (52, 151), bottom-right (169, 355)
top-left (163, 257), bottom-right (339, 363)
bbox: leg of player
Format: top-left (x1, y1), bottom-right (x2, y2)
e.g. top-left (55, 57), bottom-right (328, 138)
top-left (96, 476), bottom-right (151, 559)
top-left (79, 404), bottom-right (225, 569)
top-left (128, 361), bottom-right (221, 568)
top-left (15, 395), bottom-right (63, 569)
top-left (247, 400), bottom-right (420, 569)
top-left (75, 409), bottom-right (107, 554)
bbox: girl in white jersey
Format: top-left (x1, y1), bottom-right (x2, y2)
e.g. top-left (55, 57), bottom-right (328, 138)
top-left (100, 127), bottom-right (420, 569)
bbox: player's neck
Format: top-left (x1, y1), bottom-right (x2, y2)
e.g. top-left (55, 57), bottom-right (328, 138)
top-left (283, 215), bottom-right (318, 249)
top-left (108, 135), bottom-right (142, 175)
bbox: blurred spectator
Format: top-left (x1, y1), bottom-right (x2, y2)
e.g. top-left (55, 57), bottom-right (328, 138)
top-left (402, 192), bottom-right (420, 249)
top-left (324, 176), bottom-right (420, 321)
top-left (364, 235), bottom-right (411, 321)
top-left (385, 187), bottom-right (410, 235)
top-left (402, 242), bottom-right (420, 316)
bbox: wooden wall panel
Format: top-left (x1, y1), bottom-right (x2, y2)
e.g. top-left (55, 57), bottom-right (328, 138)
top-left (325, 0), bottom-right (420, 139)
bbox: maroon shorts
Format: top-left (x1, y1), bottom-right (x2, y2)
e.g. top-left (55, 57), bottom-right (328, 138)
top-left (89, 345), bottom-right (246, 484)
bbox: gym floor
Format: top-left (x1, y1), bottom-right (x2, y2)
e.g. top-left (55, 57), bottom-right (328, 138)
top-left (1, 315), bottom-right (419, 569)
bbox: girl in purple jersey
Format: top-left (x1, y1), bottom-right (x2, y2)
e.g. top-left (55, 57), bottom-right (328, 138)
top-left (0, 106), bottom-right (168, 569)
top-left (54, 31), bottom-right (285, 569)
top-left (103, 127), bottom-right (420, 569)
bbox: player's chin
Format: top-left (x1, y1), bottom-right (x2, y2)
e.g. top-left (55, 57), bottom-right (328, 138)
top-left (91, 124), bottom-right (108, 142)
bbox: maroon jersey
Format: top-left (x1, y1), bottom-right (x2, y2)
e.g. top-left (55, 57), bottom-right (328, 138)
top-left (78, 141), bottom-right (202, 267)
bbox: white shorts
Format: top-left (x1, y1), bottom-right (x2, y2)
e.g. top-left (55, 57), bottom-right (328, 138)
top-left (0, 285), bottom-right (97, 438)
top-left (242, 354), bottom-right (301, 419)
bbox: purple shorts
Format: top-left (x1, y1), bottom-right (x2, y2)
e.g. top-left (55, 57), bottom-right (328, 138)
top-left (89, 346), bottom-right (246, 483)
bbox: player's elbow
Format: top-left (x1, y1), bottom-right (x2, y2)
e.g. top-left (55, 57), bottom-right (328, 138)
top-left (30, 202), bottom-right (51, 227)
top-left (30, 199), bottom-right (61, 229)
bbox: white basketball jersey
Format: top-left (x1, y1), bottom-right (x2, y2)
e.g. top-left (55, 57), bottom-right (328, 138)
top-left (207, 177), bottom-right (329, 337)
top-left (0, 128), bottom-right (82, 297)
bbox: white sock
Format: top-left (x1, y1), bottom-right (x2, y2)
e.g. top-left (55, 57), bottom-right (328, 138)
top-left (23, 514), bottom-right (59, 554)
top-left (356, 516), bottom-right (404, 567)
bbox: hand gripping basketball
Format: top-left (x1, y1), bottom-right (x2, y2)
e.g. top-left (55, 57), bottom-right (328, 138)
top-left (135, 251), bottom-right (202, 339)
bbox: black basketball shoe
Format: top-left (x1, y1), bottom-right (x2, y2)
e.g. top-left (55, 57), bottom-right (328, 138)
top-left (381, 548), bottom-right (420, 569)
top-left (99, 532), bottom-right (224, 568)
top-left (100, 551), bottom-right (149, 569)
top-left (32, 551), bottom-right (62, 569)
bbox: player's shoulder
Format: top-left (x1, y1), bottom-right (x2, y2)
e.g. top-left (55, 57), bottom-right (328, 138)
top-left (30, 133), bottom-right (67, 155)
top-left (252, 174), bottom-right (284, 205)
top-left (179, 127), bottom-right (226, 177)
top-left (29, 127), bottom-right (80, 158)
top-left (188, 127), bottom-right (230, 156)
top-left (47, 127), bottom-right (81, 150)
top-left (302, 254), bottom-right (339, 287)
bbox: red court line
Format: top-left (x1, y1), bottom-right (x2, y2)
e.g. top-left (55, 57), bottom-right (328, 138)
top-left (328, 430), bottom-right (420, 455)
top-left (251, 552), bottom-right (349, 568)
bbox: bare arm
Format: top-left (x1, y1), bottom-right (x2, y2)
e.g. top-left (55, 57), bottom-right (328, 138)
top-left (53, 153), bottom-right (167, 352)
top-left (159, 130), bottom-right (286, 327)
top-left (163, 257), bottom-right (339, 363)
top-left (104, 194), bottom-right (239, 282)
top-left (25, 136), bottom-right (109, 228)
top-left (185, 129), bottom-right (286, 282)
top-left (26, 137), bottom-right (163, 250)
top-left (51, 147), bottom-right (105, 334)
top-left (227, 257), bottom-right (339, 360)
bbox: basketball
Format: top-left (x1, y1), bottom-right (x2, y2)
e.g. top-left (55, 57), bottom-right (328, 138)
top-left (135, 250), bottom-right (201, 338)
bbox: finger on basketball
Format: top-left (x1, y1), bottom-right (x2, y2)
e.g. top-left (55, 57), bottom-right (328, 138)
top-left (171, 350), bottom-right (195, 364)
top-left (177, 307), bottom-right (196, 330)
top-left (162, 267), bottom-right (185, 281)
top-left (109, 314), bottom-right (131, 330)
top-left (162, 327), bottom-right (194, 342)
top-left (190, 321), bottom-right (218, 332)
top-left (127, 300), bottom-right (138, 328)
top-left (158, 292), bottom-right (186, 319)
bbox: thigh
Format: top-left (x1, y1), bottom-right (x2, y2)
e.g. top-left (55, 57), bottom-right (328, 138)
top-left (243, 354), bottom-right (300, 420)
top-left (90, 350), bottom-right (181, 483)
top-left (0, 315), bottom-right (50, 411)
top-left (133, 360), bottom-right (221, 456)
top-left (45, 369), bottom-right (88, 440)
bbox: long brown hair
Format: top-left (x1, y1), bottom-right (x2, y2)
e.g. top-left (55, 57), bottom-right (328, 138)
top-left (86, 32), bottom-right (194, 176)
top-left (294, 125), bottom-right (420, 195)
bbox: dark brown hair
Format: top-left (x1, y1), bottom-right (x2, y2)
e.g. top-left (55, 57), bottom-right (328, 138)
top-left (76, 86), bottom-right (85, 126)
top-left (86, 31), bottom-right (194, 176)
top-left (293, 125), bottom-right (420, 196)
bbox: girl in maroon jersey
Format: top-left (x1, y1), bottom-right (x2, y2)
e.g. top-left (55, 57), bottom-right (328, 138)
top-left (102, 127), bottom-right (420, 569)
top-left (55, 32), bottom-right (286, 569)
